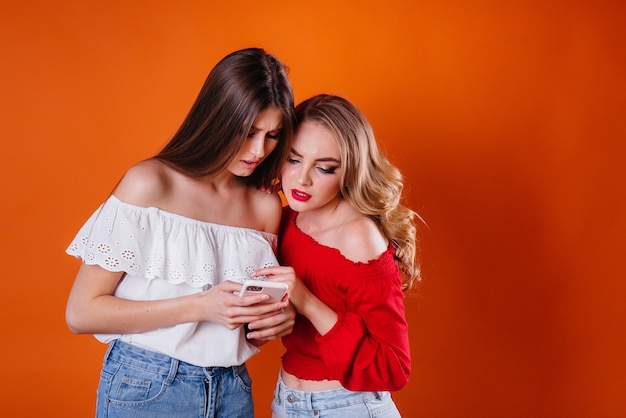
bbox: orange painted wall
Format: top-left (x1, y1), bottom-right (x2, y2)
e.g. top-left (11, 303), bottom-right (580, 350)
top-left (1, 1), bottom-right (624, 416)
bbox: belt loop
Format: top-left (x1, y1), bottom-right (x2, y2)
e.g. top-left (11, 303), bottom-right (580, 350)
top-left (306, 392), bottom-right (314, 411)
top-left (275, 376), bottom-right (282, 405)
top-left (102, 340), bottom-right (117, 366)
top-left (165, 357), bottom-right (179, 385)
top-left (231, 363), bottom-right (244, 378)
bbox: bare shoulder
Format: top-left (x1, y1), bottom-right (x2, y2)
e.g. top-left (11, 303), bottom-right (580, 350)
top-left (336, 215), bottom-right (388, 263)
top-left (113, 159), bottom-right (172, 207)
top-left (248, 187), bottom-right (283, 234)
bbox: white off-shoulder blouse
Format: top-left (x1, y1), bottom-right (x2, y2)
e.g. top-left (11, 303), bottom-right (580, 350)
top-left (66, 195), bottom-right (279, 367)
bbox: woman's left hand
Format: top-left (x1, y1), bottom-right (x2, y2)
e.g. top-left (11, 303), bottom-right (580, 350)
top-left (245, 301), bottom-right (296, 343)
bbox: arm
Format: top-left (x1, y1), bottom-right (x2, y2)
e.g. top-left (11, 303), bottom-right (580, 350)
top-left (253, 266), bottom-right (338, 336)
top-left (316, 271), bottom-right (411, 391)
top-left (242, 187), bottom-right (296, 343)
top-left (66, 263), bottom-right (288, 335)
top-left (317, 217), bottom-right (410, 390)
top-left (257, 262), bottom-right (410, 391)
top-left (65, 160), bottom-right (291, 336)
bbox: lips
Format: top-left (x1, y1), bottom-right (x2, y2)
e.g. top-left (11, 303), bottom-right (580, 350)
top-left (291, 189), bottom-right (311, 202)
top-left (241, 159), bottom-right (260, 169)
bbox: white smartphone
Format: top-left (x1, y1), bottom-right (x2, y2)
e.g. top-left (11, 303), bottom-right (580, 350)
top-left (239, 280), bottom-right (288, 304)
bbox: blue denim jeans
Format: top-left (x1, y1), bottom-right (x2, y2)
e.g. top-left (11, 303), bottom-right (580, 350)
top-left (96, 340), bottom-right (254, 417)
top-left (271, 372), bottom-right (401, 417)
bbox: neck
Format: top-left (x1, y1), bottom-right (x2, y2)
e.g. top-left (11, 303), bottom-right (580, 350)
top-left (295, 198), bottom-right (343, 235)
top-left (201, 169), bottom-right (243, 190)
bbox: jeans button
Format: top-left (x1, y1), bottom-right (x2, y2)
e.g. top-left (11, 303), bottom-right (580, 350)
top-left (286, 393), bottom-right (300, 403)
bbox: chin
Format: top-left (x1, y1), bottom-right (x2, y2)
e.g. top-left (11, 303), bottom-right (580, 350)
top-left (287, 200), bottom-right (311, 212)
top-left (232, 169), bottom-right (254, 178)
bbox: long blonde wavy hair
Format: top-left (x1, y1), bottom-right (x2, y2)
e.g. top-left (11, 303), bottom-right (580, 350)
top-left (294, 94), bottom-right (421, 290)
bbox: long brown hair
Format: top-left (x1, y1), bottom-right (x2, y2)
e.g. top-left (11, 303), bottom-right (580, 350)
top-left (295, 94), bottom-right (421, 290)
top-left (155, 48), bottom-right (295, 189)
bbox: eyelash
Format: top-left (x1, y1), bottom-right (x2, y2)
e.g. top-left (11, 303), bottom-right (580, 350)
top-left (247, 131), bottom-right (281, 140)
top-left (287, 157), bottom-right (336, 174)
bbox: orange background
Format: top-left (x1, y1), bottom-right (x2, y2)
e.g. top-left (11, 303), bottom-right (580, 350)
top-left (1, 1), bottom-right (625, 416)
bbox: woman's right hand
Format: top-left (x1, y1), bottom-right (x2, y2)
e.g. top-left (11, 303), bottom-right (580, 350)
top-left (251, 266), bottom-right (308, 308)
top-left (252, 266), bottom-right (339, 336)
top-left (195, 280), bottom-right (288, 330)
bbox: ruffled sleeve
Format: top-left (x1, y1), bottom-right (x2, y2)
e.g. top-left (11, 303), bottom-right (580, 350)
top-left (66, 195), bottom-right (279, 288)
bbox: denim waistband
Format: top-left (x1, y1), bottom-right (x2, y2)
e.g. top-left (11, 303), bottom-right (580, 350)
top-left (276, 370), bottom-right (387, 410)
top-left (105, 339), bottom-right (246, 378)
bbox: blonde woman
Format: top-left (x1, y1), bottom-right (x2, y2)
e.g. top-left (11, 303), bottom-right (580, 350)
top-left (256, 94), bottom-right (419, 417)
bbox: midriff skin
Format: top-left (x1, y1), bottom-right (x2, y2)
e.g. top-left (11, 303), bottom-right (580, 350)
top-left (281, 369), bottom-right (343, 391)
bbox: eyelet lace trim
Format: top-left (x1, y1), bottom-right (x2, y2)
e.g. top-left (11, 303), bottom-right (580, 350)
top-left (66, 196), bottom-right (278, 287)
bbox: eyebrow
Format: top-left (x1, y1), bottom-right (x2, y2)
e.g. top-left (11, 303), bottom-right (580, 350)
top-left (251, 124), bottom-right (282, 132)
top-left (290, 148), bottom-right (341, 164)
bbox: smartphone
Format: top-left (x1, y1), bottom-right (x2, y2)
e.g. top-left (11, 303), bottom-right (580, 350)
top-left (239, 280), bottom-right (287, 304)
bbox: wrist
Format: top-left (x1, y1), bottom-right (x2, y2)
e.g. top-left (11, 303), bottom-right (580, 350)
top-left (185, 292), bottom-right (205, 323)
top-left (300, 297), bottom-right (338, 336)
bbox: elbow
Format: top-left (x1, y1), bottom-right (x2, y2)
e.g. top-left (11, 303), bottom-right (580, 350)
top-left (382, 363), bottom-right (411, 392)
top-left (377, 375), bottom-right (409, 392)
top-left (393, 365), bottom-right (411, 391)
top-left (390, 375), bottom-right (410, 391)
top-left (65, 306), bottom-right (90, 334)
top-left (392, 363), bottom-right (411, 391)
top-left (65, 313), bottom-right (82, 334)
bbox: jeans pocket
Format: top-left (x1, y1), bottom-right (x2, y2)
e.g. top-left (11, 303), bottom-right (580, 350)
top-left (106, 362), bottom-right (167, 405)
top-left (234, 365), bottom-right (253, 392)
top-left (365, 393), bottom-right (401, 418)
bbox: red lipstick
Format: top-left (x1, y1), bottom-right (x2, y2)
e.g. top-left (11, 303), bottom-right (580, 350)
top-left (291, 189), bottom-right (311, 202)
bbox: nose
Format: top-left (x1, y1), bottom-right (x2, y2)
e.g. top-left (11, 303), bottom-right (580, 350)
top-left (248, 134), bottom-right (265, 159)
top-left (297, 167), bottom-right (312, 186)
